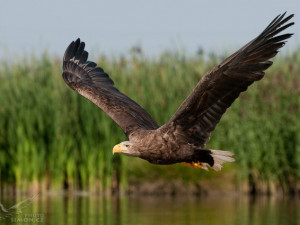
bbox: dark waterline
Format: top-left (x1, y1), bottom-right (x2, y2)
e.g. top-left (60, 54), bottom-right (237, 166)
top-left (0, 195), bottom-right (299, 225)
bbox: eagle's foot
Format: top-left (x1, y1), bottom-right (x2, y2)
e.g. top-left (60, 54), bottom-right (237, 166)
top-left (182, 162), bottom-right (209, 171)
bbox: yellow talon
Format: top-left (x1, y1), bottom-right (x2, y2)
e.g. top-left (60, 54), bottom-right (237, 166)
top-left (182, 161), bottom-right (209, 171)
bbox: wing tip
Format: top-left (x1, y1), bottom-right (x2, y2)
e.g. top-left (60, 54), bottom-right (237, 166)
top-left (261, 12), bottom-right (294, 37)
top-left (62, 39), bottom-right (116, 90)
top-left (63, 38), bottom-right (85, 63)
top-left (277, 11), bottom-right (294, 21)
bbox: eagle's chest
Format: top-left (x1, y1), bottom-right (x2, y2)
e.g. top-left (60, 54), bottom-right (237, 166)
top-left (137, 131), bottom-right (192, 164)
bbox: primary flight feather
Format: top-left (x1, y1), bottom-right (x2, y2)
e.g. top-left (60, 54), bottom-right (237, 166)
top-left (62, 13), bottom-right (294, 171)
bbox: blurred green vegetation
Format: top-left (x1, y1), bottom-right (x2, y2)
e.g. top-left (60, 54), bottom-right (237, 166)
top-left (0, 49), bottom-right (299, 195)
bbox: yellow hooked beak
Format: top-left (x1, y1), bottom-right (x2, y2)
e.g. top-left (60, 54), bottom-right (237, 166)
top-left (113, 144), bottom-right (122, 154)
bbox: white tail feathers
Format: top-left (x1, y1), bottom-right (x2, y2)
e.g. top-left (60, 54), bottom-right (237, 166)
top-left (210, 149), bottom-right (235, 171)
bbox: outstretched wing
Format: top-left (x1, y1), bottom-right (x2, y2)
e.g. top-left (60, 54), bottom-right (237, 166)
top-left (160, 12), bottom-right (294, 147)
top-left (62, 39), bottom-right (159, 137)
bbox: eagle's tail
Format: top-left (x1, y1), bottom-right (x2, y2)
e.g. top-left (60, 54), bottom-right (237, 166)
top-left (210, 149), bottom-right (235, 171)
top-left (183, 149), bottom-right (235, 171)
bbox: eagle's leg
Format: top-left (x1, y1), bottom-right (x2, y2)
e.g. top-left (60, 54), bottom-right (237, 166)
top-left (182, 162), bottom-right (209, 170)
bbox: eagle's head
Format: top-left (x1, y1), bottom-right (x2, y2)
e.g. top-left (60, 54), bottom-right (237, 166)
top-left (112, 141), bottom-right (141, 157)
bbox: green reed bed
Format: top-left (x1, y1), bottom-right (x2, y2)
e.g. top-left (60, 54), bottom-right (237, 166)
top-left (0, 50), bottom-right (299, 195)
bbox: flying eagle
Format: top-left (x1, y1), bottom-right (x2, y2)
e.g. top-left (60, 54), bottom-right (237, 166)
top-left (62, 13), bottom-right (294, 171)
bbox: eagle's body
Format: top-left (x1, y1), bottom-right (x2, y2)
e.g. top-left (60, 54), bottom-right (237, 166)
top-left (123, 129), bottom-right (214, 166)
top-left (62, 13), bottom-right (294, 171)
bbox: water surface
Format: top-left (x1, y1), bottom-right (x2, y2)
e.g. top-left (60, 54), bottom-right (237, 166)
top-left (0, 194), bottom-right (299, 225)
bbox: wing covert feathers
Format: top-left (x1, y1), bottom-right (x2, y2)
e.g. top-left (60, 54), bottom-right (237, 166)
top-left (62, 39), bottom-right (159, 137)
top-left (161, 12), bottom-right (294, 148)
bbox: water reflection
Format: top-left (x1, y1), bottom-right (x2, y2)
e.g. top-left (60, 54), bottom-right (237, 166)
top-left (0, 194), bottom-right (299, 225)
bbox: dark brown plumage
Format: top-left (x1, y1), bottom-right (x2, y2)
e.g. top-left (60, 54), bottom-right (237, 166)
top-left (62, 13), bottom-right (294, 171)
